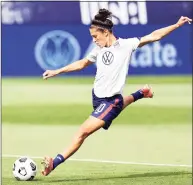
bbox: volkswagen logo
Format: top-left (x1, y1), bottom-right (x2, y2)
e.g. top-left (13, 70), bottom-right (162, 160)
top-left (102, 51), bottom-right (114, 65)
top-left (34, 30), bottom-right (81, 70)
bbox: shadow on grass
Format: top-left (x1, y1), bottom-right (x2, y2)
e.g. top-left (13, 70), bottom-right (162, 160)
top-left (49, 171), bottom-right (192, 183)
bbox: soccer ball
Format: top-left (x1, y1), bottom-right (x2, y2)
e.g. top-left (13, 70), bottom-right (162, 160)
top-left (12, 157), bottom-right (37, 181)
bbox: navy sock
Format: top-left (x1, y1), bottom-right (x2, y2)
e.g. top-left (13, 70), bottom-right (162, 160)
top-left (53, 154), bottom-right (65, 169)
top-left (131, 90), bottom-right (144, 102)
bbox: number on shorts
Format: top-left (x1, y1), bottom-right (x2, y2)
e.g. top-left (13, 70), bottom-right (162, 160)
top-left (95, 103), bottom-right (106, 114)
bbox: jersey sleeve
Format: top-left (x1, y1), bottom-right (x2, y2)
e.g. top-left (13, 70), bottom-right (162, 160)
top-left (86, 47), bottom-right (100, 63)
top-left (126, 37), bottom-right (141, 51)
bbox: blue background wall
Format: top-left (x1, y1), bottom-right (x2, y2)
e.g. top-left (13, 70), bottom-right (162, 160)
top-left (2, 1), bottom-right (193, 76)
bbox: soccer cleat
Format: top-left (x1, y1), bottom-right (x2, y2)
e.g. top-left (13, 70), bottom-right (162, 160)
top-left (140, 84), bottom-right (154, 98)
top-left (41, 156), bottom-right (53, 176)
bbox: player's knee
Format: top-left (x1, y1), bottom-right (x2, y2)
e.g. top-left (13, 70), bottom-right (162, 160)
top-left (77, 130), bottom-right (90, 141)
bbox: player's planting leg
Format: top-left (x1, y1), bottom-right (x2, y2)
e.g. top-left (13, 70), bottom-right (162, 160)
top-left (41, 116), bottom-right (105, 176)
top-left (122, 84), bottom-right (153, 109)
top-left (61, 116), bottom-right (104, 160)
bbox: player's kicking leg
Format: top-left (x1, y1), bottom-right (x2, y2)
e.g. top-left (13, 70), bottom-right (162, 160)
top-left (41, 84), bottom-right (153, 176)
top-left (41, 116), bottom-right (105, 176)
top-left (123, 84), bottom-right (154, 109)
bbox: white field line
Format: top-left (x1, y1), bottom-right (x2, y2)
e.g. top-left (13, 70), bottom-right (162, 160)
top-left (2, 154), bottom-right (192, 168)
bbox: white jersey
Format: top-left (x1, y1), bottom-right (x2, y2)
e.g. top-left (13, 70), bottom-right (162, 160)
top-left (86, 37), bottom-right (140, 98)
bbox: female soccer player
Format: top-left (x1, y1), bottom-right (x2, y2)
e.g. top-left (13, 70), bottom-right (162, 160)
top-left (41, 9), bottom-right (192, 176)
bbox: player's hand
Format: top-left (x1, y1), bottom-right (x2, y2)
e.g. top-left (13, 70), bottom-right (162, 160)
top-left (43, 70), bottom-right (58, 80)
top-left (176, 16), bottom-right (192, 27)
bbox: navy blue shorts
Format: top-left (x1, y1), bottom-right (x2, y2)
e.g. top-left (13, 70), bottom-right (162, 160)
top-left (91, 89), bottom-right (124, 130)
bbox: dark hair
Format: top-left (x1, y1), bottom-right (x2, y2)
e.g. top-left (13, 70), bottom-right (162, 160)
top-left (91, 9), bottom-right (114, 32)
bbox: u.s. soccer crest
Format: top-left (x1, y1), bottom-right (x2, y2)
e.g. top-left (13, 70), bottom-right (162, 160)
top-left (34, 30), bottom-right (81, 70)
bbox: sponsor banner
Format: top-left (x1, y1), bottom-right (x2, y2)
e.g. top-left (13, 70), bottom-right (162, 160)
top-left (2, 1), bottom-right (193, 25)
top-left (2, 24), bottom-right (192, 76)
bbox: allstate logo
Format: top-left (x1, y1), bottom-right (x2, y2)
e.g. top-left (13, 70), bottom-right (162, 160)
top-left (34, 30), bottom-right (81, 70)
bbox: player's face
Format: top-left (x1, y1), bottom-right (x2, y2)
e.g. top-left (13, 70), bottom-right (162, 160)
top-left (89, 28), bottom-right (109, 47)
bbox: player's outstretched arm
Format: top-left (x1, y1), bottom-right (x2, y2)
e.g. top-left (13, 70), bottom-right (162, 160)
top-left (138, 16), bottom-right (192, 47)
top-left (42, 58), bottom-right (93, 80)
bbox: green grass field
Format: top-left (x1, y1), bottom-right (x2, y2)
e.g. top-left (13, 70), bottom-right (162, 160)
top-left (2, 76), bottom-right (192, 185)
